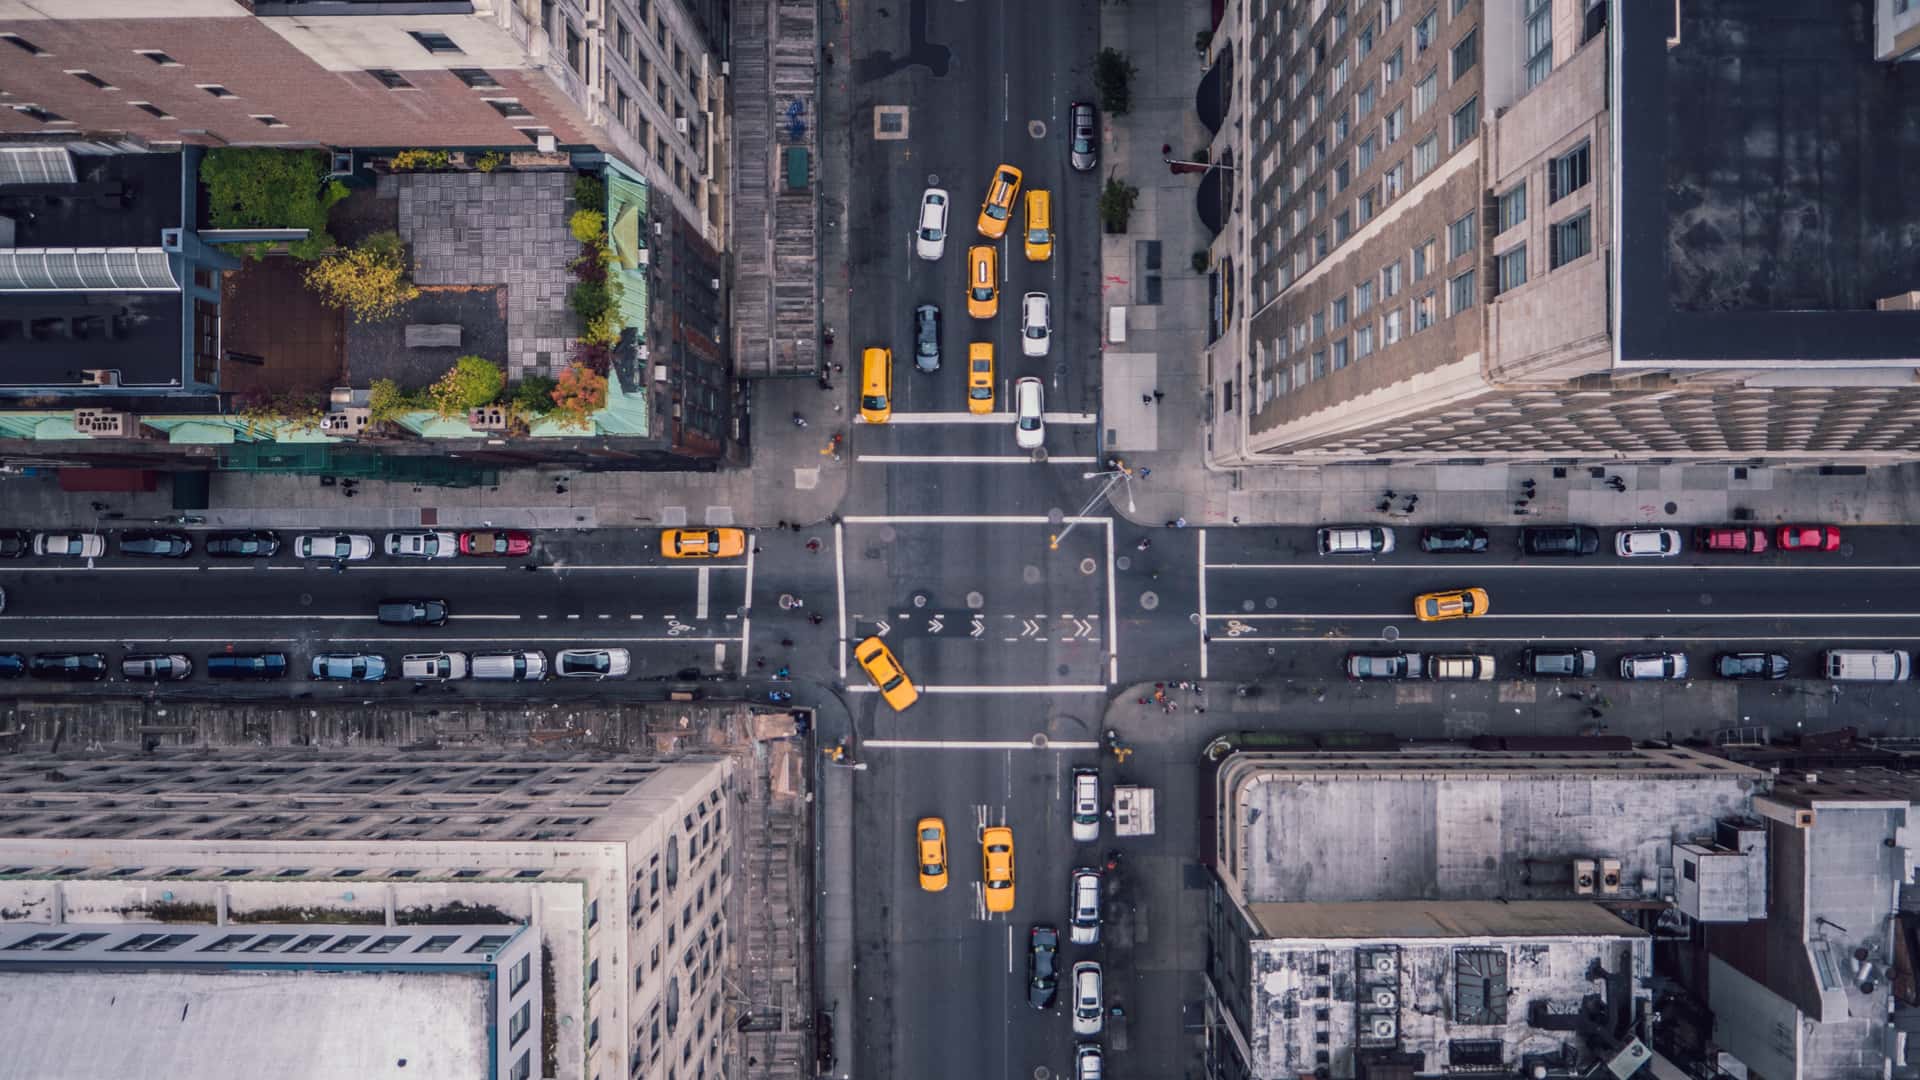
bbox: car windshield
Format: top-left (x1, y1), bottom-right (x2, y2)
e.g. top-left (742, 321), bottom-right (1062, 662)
top-left (1073, 136), bottom-right (1092, 152)
top-left (862, 393), bottom-right (888, 410)
top-left (973, 283), bottom-right (992, 299)
top-left (569, 653), bottom-right (609, 673)
top-left (1029, 227), bottom-right (1049, 242)
top-left (919, 225), bottom-right (940, 240)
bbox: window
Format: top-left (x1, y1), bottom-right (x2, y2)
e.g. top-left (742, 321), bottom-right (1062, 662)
top-left (1414, 8), bottom-right (1438, 52)
top-left (12, 105), bottom-right (64, 123)
top-left (1383, 106), bottom-right (1404, 144)
top-left (1548, 140), bottom-right (1591, 202)
top-left (1496, 245), bottom-right (1528, 293)
top-left (1311, 85), bottom-right (1325, 118)
top-left (1385, 308), bottom-right (1404, 343)
top-left (1331, 57), bottom-right (1350, 92)
top-left (69, 70), bottom-right (113, 90)
top-left (487, 98), bottom-right (533, 118)
top-left (1313, 185), bottom-right (1328, 214)
top-left (1312, 137), bottom-right (1326, 168)
top-left (510, 954), bottom-right (531, 994)
top-left (409, 30), bottom-right (463, 54)
top-left (1381, 260), bottom-right (1403, 298)
top-left (616, 19), bottom-right (631, 60)
top-left (368, 69), bottom-right (412, 89)
top-left (1331, 296), bottom-right (1350, 329)
top-left (1311, 350), bottom-right (1327, 379)
top-left (198, 84), bottom-right (235, 98)
top-left (1413, 71), bottom-right (1436, 117)
top-left (1356, 133), bottom-right (1377, 172)
top-left (1449, 211), bottom-right (1475, 259)
top-left (1355, 280), bottom-right (1375, 315)
top-left (130, 102), bottom-right (171, 118)
top-left (1451, 96), bottom-right (1478, 147)
top-left (1449, 269), bottom-right (1476, 314)
top-left (1333, 159), bottom-right (1351, 193)
top-left (1333, 7), bottom-right (1349, 38)
top-left (1354, 323), bottom-right (1375, 359)
top-left (1356, 187), bottom-right (1376, 224)
top-left (1383, 161), bottom-right (1404, 199)
top-left (1312, 311), bottom-right (1326, 339)
top-left (1334, 210), bottom-right (1351, 243)
top-left (1413, 291), bottom-right (1436, 331)
top-left (1, 33), bottom-right (45, 56)
top-left (453, 68), bottom-right (501, 89)
top-left (1550, 211), bottom-right (1592, 268)
top-left (509, 1003), bottom-right (531, 1044)
top-left (1355, 80), bottom-right (1376, 117)
top-left (1333, 108), bottom-right (1350, 143)
top-left (1314, 231), bottom-right (1329, 259)
top-left (1412, 134), bottom-right (1437, 179)
top-left (1356, 18), bottom-right (1375, 58)
top-left (1332, 338), bottom-right (1350, 370)
top-left (136, 50), bottom-right (180, 65)
top-left (1382, 46), bottom-right (1403, 85)
top-left (1412, 237), bottom-right (1436, 279)
top-left (1451, 28), bottom-right (1478, 80)
top-left (1525, 0), bottom-right (1553, 88)
top-left (1498, 182), bottom-right (1527, 232)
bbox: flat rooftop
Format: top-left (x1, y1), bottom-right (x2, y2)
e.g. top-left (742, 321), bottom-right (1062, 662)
top-left (0, 969), bottom-right (489, 1080)
top-left (1618, 0), bottom-right (1920, 362)
top-left (0, 150), bottom-right (186, 388)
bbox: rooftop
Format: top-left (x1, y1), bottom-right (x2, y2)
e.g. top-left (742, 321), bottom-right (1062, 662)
top-left (0, 968), bottom-right (489, 1080)
top-left (0, 149), bottom-right (186, 388)
top-left (1618, 0), bottom-right (1920, 363)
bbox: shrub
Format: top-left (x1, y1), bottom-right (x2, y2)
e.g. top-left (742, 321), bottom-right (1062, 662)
top-left (571, 246), bottom-right (608, 283)
top-left (1099, 178), bottom-right (1140, 233)
top-left (572, 174), bottom-right (607, 210)
top-left (511, 375), bottom-right (558, 414)
top-left (549, 362), bottom-right (608, 429)
top-left (1195, 28), bottom-right (1214, 52)
top-left (582, 309), bottom-right (622, 349)
top-left (429, 355), bottom-right (506, 416)
top-left (569, 209), bottom-right (607, 245)
top-left (474, 151), bottom-right (506, 173)
top-left (368, 378), bottom-right (431, 425)
top-left (390, 149), bottom-right (451, 171)
top-left (1094, 48), bottom-right (1138, 116)
top-left (569, 279), bottom-right (612, 321)
top-left (303, 230), bottom-right (419, 322)
top-left (570, 340), bottom-right (614, 376)
top-left (199, 148), bottom-right (347, 261)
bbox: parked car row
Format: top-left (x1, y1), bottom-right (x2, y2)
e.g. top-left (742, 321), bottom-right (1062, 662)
top-left (0, 648), bottom-right (631, 682)
top-left (0, 529), bottom-right (536, 562)
top-left (1346, 648), bottom-right (1912, 682)
top-left (1316, 523), bottom-right (1844, 559)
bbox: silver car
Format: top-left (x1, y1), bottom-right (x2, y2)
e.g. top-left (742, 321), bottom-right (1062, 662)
top-left (556, 648), bottom-right (632, 679)
top-left (33, 532), bottom-right (105, 558)
top-left (296, 533), bottom-right (374, 561)
top-left (385, 530), bottom-right (458, 559)
top-left (1071, 962), bottom-right (1104, 1036)
top-left (1069, 868), bottom-right (1102, 945)
top-left (915, 187), bottom-right (949, 260)
top-left (1020, 292), bottom-right (1051, 357)
top-left (1014, 377), bottom-right (1045, 450)
top-left (1070, 768), bottom-right (1100, 843)
top-left (1069, 102), bottom-right (1098, 171)
top-left (122, 654), bottom-right (192, 681)
top-left (1621, 652), bottom-right (1688, 680)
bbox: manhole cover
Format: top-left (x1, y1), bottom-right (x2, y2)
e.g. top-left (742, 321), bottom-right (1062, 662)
top-left (1080, 558), bottom-right (1098, 575)
top-left (927, 172), bottom-right (940, 185)
top-left (1028, 120), bottom-right (1047, 138)
top-left (912, 593), bottom-right (928, 608)
top-left (1242, 599), bottom-right (1256, 611)
top-left (1141, 591), bottom-right (1160, 610)
top-left (1699, 593), bottom-right (1713, 606)
top-left (1115, 555), bottom-right (1132, 571)
top-left (1265, 596), bottom-right (1278, 608)
top-left (1031, 734), bottom-right (1050, 749)
top-left (1024, 565), bottom-right (1043, 584)
top-left (299, 593), bottom-right (313, 606)
top-left (967, 592), bottom-right (985, 609)
top-left (1383, 625), bottom-right (1401, 641)
top-left (1664, 501), bottom-right (1678, 515)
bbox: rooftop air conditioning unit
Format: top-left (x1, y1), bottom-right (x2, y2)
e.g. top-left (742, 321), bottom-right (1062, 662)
top-left (654, 221), bottom-right (664, 236)
top-left (675, 117), bottom-right (689, 134)
top-left (73, 409), bottom-right (135, 438)
top-left (537, 134), bottom-right (557, 153)
top-left (80, 369), bottom-right (121, 388)
top-left (1573, 858), bottom-right (1597, 895)
top-left (635, 248), bottom-right (650, 266)
top-left (1371, 989), bottom-right (1396, 1009)
top-left (1369, 1017), bottom-right (1397, 1040)
top-left (467, 405), bottom-right (508, 431)
top-left (653, 364), bottom-right (669, 383)
top-left (1600, 858), bottom-right (1623, 895)
top-left (1370, 952), bottom-right (1397, 976)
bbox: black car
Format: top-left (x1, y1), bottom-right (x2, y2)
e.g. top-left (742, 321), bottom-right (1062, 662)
top-left (30, 653), bottom-right (109, 680)
top-left (1418, 526), bottom-right (1490, 554)
top-left (205, 530), bottom-right (282, 558)
top-left (119, 530), bottom-right (193, 558)
top-left (1525, 647), bottom-right (1598, 677)
top-left (377, 599), bottom-right (450, 626)
top-left (0, 529), bottom-right (29, 558)
top-left (0, 653), bottom-right (25, 678)
top-left (1716, 652), bottom-right (1790, 680)
top-left (1519, 525), bottom-right (1601, 556)
top-left (206, 652), bottom-right (290, 680)
top-left (913, 303), bottom-right (942, 373)
top-left (1028, 925), bottom-right (1060, 1009)
top-left (1068, 102), bottom-right (1098, 172)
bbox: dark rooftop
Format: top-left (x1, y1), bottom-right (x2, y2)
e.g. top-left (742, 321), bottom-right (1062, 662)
top-left (0, 150), bottom-right (188, 390)
top-left (1617, 0), bottom-right (1920, 363)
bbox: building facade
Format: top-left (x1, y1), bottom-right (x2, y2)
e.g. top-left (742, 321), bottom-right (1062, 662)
top-left (0, 752), bottom-right (736, 1080)
top-left (1204, 0), bottom-right (1920, 466)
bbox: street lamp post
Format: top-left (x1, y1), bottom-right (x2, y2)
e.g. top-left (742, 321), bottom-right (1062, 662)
top-left (1050, 460), bottom-right (1136, 550)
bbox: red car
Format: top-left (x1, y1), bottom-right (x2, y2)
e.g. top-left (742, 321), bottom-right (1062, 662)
top-left (458, 530), bottom-right (533, 557)
top-left (1776, 524), bottom-right (1841, 552)
top-left (1693, 527), bottom-right (1768, 553)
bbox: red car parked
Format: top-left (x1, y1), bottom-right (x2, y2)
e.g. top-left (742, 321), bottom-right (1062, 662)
top-left (1693, 527), bottom-right (1768, 554)
top-left (1776, 524), bottom-right (1841, 552)
top-left (458, 530), bottom-right (533, 557)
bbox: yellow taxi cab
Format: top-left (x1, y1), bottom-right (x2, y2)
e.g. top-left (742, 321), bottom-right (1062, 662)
top-left (661, 528), bottom-right (746, 559)
top-left (967, 342), bottom-right (994, 414)
top-left (981, 825), bottom-right (1015, 912)
top-left (1023, 189), bottom-right (1052, 262)
top-left (976, 164), bottom-right (1023, 239)
top-left (854, 635), bottom-right (919, 711)
top-left (859, 346), bottom-right (893, 424)
top-left (1414, 587), bottom-right (1491, 622)
top-left (916, 817), bottom-right (948, 892)
top-left (967, 244), bottom-right (998, 318)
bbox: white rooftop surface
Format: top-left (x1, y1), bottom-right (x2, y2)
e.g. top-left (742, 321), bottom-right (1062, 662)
top-left (0, 969), bottom-right (491, 1080)
top-left (1239, 773), bottom-right (1754, 902)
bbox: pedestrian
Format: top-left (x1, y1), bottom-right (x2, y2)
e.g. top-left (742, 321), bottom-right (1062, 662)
top-left (89, 501), bottom-right (107, 512)
top-left (1377, 500), bottom-right (1393, 513)
top-left (806, 538), bottom-right (822, 552)
top-left (1164, 703), bottom-right (1176, 714)
top-left (780, 638), bottom-right (794, 648)
top-left (523, 563), bottom-right (538, 572)
top-left (1568, 691), bottom-right (1585, 701)
top-left (1175, 516), bottom-right (1188, 528)
top-left (790, 597), bottom-right (805, 609)
top-left (752, 546), bottom-right (764, 555)
top-left (1384, 490), bottom-right (1396, 500)
top-left (1161, 143), bottom-right (1172, 155)
top-left (1196, 706), bottom-right (1207, 714)
top-left (1141, 394), bottom-right (1153, 406)
top-left (1152, 389), bottom-right (1164, 402)
top-left (808, 613), bottom-right (824, 625)
top-left (791, 522), bottom-right (803, 533)
top-left (1138, 468), bottom-right (1151, 478)
top-left (777, 520), bottom-right (790, 530)
top-left (1153, 688), bottom-right (1166, 703)
top-left (756, 657), bottom-right (766, 669)
top-left (823, 42), bottom-right (834, 66)
top-left (1589, 706), bottom-right (1604, 719)
top-left (1137, 538), bottom-right (1151, 551)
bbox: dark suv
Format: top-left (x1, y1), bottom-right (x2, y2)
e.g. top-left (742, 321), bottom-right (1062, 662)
top-left (377, 599), bottom-right (449, 626)
top-left (206, 530), bottom-right (282, 558)
top-left (1519, 525), bottom-right (1600, 556)
top-left (119, 530), bottom-right (193, 558)
top-left (1028, 925), bottom-right (1060, 1009)
top-left (1418, 526), bottom-right (1489, 554)
top-left (0, 530), bottom-right (29, 558)
top-left (913, 303), bottom-right (942, 373)
top-left (30, 653), bottom-right (108, 680)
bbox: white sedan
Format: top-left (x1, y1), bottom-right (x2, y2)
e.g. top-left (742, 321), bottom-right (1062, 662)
top-left (1014, 377), bottom-right (1045, 450)
top-left (915, 187), bottom-right (949, 260)
top-left (33, 532), bottom-right (105, 558)
top-left (1020, 291), bottom-right (1051, 357)
top-left (296, 533), bottom-right (374, 561)
top-left (385, 530), bottom-right (458, 559)
top-left (556, 648), bottom-right (632, 679)
top-left (1615, 528), bottom-right (1681, 558)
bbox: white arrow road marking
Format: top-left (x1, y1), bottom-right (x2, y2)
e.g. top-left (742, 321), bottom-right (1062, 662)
top-left (1020, 619), bottom-right (1039, 637)
top-left (971, 616), bottom-right (986, 638)
top-left (875, 619), bottom-right (890, 636)
top-left (928, 615), bottom-right (945, 634)
top-left (866, 739), bottom-right (1103, 750)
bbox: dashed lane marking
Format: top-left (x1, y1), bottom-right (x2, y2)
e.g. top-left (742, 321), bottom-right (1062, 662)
top-left (865, 739), bottom-right (1103, 750)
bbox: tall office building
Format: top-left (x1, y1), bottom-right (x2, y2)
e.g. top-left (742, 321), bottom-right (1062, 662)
top-left (1203, 0), bottom-right (1920, 465)
top-left (0, 753), bottom-right (735, 1080)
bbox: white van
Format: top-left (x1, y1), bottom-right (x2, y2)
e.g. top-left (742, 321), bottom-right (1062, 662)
top-left (1430, 654), bottom-right (1495, 681)
top-left (1317, 526), bottom-right (1395, 556)
top-left (472, 651), bottom-right (549, 681)
top-left (1824, 649), bottom-right (1910, 682)
top-left (402, 652), bottom-right (469, 681)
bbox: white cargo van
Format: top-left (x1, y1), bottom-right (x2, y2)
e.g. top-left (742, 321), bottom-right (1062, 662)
top-left (472, 651), bottom-right (549, 681)
top-left (1824, 649), bottom-right (1910, 682)
top-left (1317, 526), bottom-right (1395, 556)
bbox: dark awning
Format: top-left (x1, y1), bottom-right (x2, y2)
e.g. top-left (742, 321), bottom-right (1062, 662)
top-left (1197, 46), bottom-right (1232, 133)
top-left (1197, 155), bottom-right (1234, 236)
